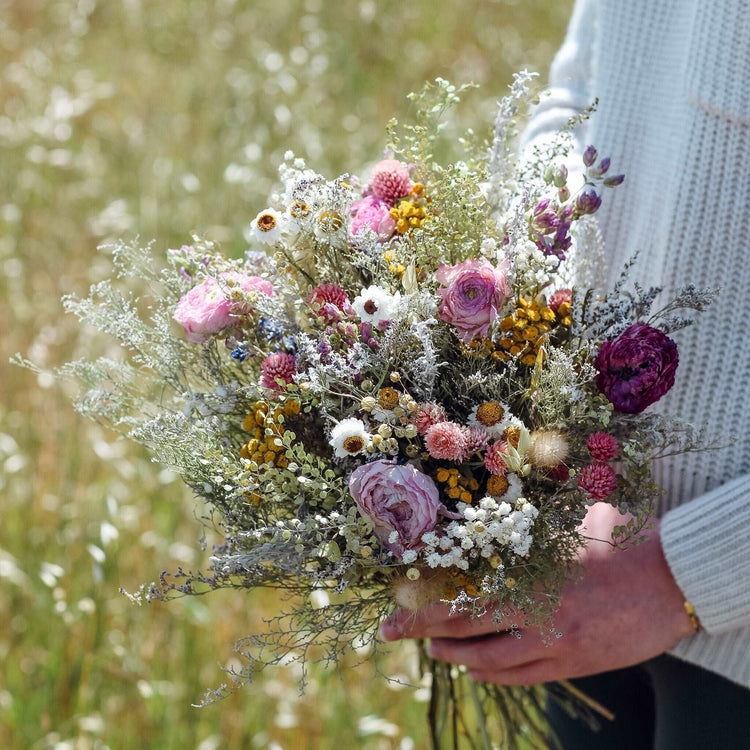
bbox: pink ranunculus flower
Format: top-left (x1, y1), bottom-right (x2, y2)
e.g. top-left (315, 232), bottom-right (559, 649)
top-left (435, 258), bottom-right (511, 342)
top-left (350, 196), bottom-right (397, 239)
top-left (173, 272), bottom-right (274, 344)
top-left (349, 460), bottom-right (452, 559)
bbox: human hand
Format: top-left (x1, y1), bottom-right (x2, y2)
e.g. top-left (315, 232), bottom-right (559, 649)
top-left (379, 503), bottom-right (696, 685)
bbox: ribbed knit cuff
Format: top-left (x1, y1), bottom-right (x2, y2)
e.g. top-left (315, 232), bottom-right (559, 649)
top-left (661, 474), bottom-right (750, 634)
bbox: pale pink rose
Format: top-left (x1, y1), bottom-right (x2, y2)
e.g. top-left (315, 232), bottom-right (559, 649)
top-left (174, 272), bottom-right (274, 344)
top-left (435, 258), bottom-right (511, 342)
top-left (349, 460), bottom-right (451, 559)
top-left (350, 196), bottom-right (397, 239)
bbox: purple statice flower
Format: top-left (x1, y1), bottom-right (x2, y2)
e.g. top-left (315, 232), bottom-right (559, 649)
top-left (582, 145), bottom-right (598, 167)
top-left (575, 190), bottom-right (602, 216)
top-left (594, 323), bottom-right (679, 413)
top-left (604, 174), bottom-right (626, 187)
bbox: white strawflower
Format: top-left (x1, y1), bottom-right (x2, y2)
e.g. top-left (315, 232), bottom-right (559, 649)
top-left (329, 418), bottom-right (371, 458)
top-left (249, 208), bottom-right (284, 245)
top-left (352, 285), bottom-right (401, 325)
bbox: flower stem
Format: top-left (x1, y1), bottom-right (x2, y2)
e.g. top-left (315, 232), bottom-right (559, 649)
top-left (466, 675), bottom-right (493, 750)
top-left (558, 679), bottom-right (615, 722)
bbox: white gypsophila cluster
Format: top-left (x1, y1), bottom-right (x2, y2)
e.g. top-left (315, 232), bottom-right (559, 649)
top-left (420, 494), bottom-right (537, 570)
top-left (507, 238), bottom-right (560, 291)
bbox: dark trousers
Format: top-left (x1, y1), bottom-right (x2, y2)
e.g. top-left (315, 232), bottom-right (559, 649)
top-left (547, 655), bottom-right (750, 749)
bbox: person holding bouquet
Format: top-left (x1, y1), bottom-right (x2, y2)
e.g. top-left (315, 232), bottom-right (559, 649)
top-left (380, 0), bottom-right (750, 746)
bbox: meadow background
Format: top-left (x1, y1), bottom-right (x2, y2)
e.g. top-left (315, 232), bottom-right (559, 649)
top-left (1, 1), bottom-right (572, 747)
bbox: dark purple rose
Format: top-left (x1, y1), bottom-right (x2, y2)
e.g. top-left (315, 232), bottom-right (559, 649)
top-left (594, 323), bottom-right (678, 413)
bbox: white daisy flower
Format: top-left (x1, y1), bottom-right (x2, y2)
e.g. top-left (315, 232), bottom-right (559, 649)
top-left (467, 400), bottom-right (511, 440)
top-left (352, 285), bottom-right (401, 325)
top-left (249, 208), bottom-right (285, 245)
top-left (314, 209), bottom-right (346, 242)
top-left (329, 418), bottom-right (371, 458)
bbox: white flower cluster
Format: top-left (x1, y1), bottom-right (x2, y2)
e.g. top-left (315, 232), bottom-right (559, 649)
top-left (420, 497), bottom-right (538, 569)
top-left (508, 239), bottom-right (560, 290)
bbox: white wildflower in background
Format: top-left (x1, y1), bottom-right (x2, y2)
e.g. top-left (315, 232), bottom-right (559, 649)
top-left (249, 208), bottom-right (285, 245)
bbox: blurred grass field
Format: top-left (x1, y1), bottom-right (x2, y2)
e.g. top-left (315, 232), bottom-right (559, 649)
top-left (0, 1), bottom-right (572, 747)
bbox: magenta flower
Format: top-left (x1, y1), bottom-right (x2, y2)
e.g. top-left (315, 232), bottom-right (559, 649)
top-left (548, 288), bottom-right (572, 312)
top-left (424, 422), bottom-right (468, 462)
top-left (348, 460), bottom-right (450, 559)
top-left (307, 283), bottom-right (353, 323)
top-left (173, 272), bottom-right (274, 344)
top-left (350, 196), bottom-right (397, 239)
top-left (578, 462), bottom-right (618, 500)
top-left (368, 159), bottom-right (412, 203)
top-left (586, 432), bottom-right (619, 461)
top-left (260, 352), bottom-right (296, 391)
top-left (414, 402), bottom-right (448, 436)
top-left (594, 323), bottom-right (678, 413)
top-left (435, 258), bottom-right (511, 342)
top-left (484, 441), bottom-right (509, 476)
top-left (464, 426), bottom-right (490, 457)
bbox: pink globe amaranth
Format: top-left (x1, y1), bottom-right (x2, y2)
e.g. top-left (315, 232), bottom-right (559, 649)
top-left (577, 462), bottom-right (618, 500)
top-left (586, 432), bottom-right (619, 461)
top-left (435, 258), bottom-right (512, 342)
top-left (307, 283), bottom-right (354, 323)
top-left (173, 272), bottom-right (274, 344)
top-left (349, 460), bottom-right (454, 559)
top-left (424, 422), bottom-right (468, 462)
top-left (368, 159), bottom-right (412, 203)
top-left (549, 288), bottom-right (572, 312)
top-left (414, 402), bottom-right (448, 436)
top-left (484, 441), bottom-right (509, 476)
top-left (594, 323), bottom-right (678, 413)
top-left (350, 196), bottom-right (397, 239)
top-left (260, 352), bottom-right (296, 391)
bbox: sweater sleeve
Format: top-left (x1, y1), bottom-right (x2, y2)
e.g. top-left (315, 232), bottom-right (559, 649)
top-left (521, 0), bottom-right (598, 180)
top-left (660, 474), bottom-right (750, 635)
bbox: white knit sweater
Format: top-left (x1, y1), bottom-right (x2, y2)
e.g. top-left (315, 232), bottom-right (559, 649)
top-left (523, 0), bottom-right (750, 687)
